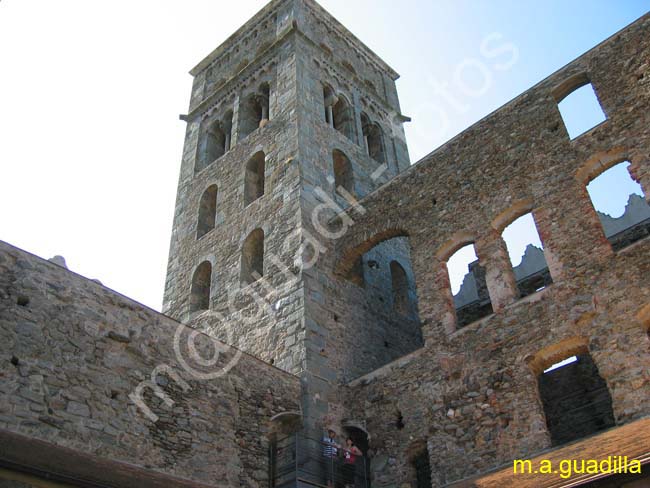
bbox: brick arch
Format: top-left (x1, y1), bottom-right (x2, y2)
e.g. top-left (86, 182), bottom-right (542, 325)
top-left (434, 231), bottom-right (476, 262)
top-left (335, 227), bottom-right (410, 278)
top-left (526, 336), bottom-right (589, 377)
top-left (405, 438), bottom-right (429, 462)
top-left (575, 147), bottom-right (630, 184)
top-left (268, 411), bottom-right (302, 437)
top-left (551, 72), bottom-right (591, 103)
top-left (490, 198), bottom-right (535, 233)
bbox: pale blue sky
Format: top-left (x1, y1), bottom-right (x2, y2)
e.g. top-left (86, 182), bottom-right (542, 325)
top-left (0, 1), bottom-right (647, 309)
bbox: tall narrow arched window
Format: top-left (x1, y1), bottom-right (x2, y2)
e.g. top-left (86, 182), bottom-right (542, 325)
top-left (244, 151), bottom-right (265, 206)
top-left (241, 229), bottom-right (264, 285)
top-left (332, 149), bottom-right (354, 197)
top-left (190, 261), bottom-right (212, 312)
top-left (323, 84), bottom-right (336, 126)
top-left (332, 95), bottom-right (355, 141)
top-left (361, 113), bottom-right (386, 164)
top-left (390, 261), bottom-right (409, 315)
top-left (259, 82), bottom-right (270, 123)
top-left (207, 124), bottom-right (225, 162)
top-left (197, 122), bottom-right (222, 173)
top-left (197, 185), bottom-right (218, 239)
top-left (222, 110), bottom-right (233, 153)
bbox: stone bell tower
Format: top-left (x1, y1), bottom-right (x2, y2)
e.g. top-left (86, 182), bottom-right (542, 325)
top-left (163, 0), bottom-right (417, 427)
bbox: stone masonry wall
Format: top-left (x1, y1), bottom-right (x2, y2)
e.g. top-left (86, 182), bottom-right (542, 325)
top-left (334, 13), bottom-right (650, 487)
top-left (165, 0), bottom-right (417, 429)
top-left (0, 241), bottom-right (301, 487)
top-left (164, 24), bottom-right (306, 374)
top-left (293, 23), bottom-right (420, 426)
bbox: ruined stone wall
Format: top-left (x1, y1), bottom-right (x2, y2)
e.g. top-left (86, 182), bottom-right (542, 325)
top-left (0, 241), bottom-right (301, 487)
top-left (294, 27), bottom-right (422, 429)
top-left (334, 14), bottom-right (650, 487)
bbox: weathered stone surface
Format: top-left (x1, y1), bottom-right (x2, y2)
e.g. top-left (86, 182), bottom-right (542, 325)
top-left (334, 12), bottom-right (650, 488)
top-left (0, 241), bottom-right (300, 487)
top-left (1, 1), bottom-right (649, 487)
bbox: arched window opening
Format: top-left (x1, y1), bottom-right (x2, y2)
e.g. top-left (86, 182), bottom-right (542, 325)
top-left (586, 161), bottom-right (650, 250)
top-left (341, 425), bottom-right (370, 487)
top-left (206, 124), bottom-right (225, 163)
top-left (556, 78), bottom-right (607, 139)
top-left (338, 235), bottom-right (423, 376)
top-left (196, 123), bottom-right (222, 173)
top-left (222, 110), bottom-right (233, 152)
top-left (502, 213), bottom-right (552, 297)
top-left (259, 82), bottom-right (270, 121)
top-left (447, 244), bottom-right (493, 328)
top-left (239, 83), bottom-right (270, 140)
top-left (323, 84), bottom-right (336, 126)
top-left (332, 150), bottom-right (354, 197)
top-left (269, 413), bottom-right (303, 487)
top-left (244, 151), bottom-right (265, 206)
top-left (390, 261), bottom-right (410, 315)
top-left (361, 113), bottom-right (386, 164)
top-left (412, 449), bottom-right (432, 488)
top-left (332, 95), bottom-right (355, 141)
top-left (538, 352), bottom-right (615, 446)
top-left (197, 185), bottom-right (218, 239)
top-left (190, 261), bottom-right (212, 312)
top-left (241, 228), bottom-right (264, 285)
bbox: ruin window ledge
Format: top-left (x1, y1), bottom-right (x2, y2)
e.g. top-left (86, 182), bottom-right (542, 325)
top-left (569, 119), bottom-right (609, 143)
top-left (187, 308), bottom-right (211, 322)
top-left (239, 279), bottom-right (265, 293)
top-left (197, 231), bottom-right (212, 241)
top-left (505, 284), bottom-right (553, 311)
top-left (324, 123), bottom-right (356, 146)
top-left (194, 152), bottom-right (228, 177)
top-left (613, 233), bottom-right (650, 255)
top-left (450, 312), bottom-right (496, 338)
top-left (240, 121), bottom-right (271, 144)
top-left (244, 196), bottom-right (266, 210)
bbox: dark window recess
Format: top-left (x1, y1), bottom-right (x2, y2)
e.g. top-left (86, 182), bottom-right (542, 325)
top-left (190, 261), bottom-right (212, 312)
top-left (244, 152), bottom-right (265, 206)
top-left (197, 185), bottom-right (218, 238)
top-left (516, 267), bottom-right (553, 297)
top-left (241, 228), bottom-right (264, 285)
top-left (539, 354), bottom-right (615, 446)
top-left (333, 149), bottom-right (355, 197)
top-left (413, 450), bottom-right (432, 488)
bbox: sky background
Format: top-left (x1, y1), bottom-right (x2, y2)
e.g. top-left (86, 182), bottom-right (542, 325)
top-left (1, 1), bottom-right (648, 310)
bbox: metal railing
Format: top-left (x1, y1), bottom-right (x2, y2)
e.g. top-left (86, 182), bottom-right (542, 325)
top-left (270, 431), bottom-right (369, 488)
